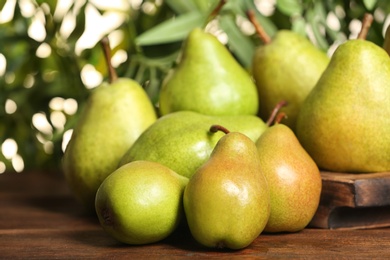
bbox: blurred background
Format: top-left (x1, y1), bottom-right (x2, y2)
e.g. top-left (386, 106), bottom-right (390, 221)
top-left (0, 0), bottom-right (389, 173)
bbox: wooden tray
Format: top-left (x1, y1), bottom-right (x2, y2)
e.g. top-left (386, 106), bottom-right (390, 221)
top-left (309, 171), bottom-right (390, 230)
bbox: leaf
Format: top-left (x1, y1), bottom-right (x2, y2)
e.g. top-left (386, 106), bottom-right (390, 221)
top-left (307, 18), bottom-right (329, 50)
top-left (291, 16), bottom-right (306, 36)
top-left (222, 0), bottom-right (247, 14)
top-left (0, 0), bottom-right (7, 11)
top-left (219, 15), bottom-right (255, 69)
top-left (67, 4), bottom-right (86, 42)
top-left (36, 0), bottom-right (57, 14)
top-left (135, 11), bottom-right (206, 46)
top-left (193, 0), bottom-right (219, 12)
top-left (305, 3), bottom-right (329, 51)
top-left (363, 0), bottom-right (377, 10)
top-left (164, 0), bottom-right (198, 14)
top-left (276, 0), bottom-right (303, 17)
top-left (245, 9), bottom-right (278, 40)
top-left (144, 67), bottom-right (161, 105)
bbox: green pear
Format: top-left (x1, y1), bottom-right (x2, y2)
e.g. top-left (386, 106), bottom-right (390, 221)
top-left (119, 111), bottom-right (268, 179)
top-left (255, 123), bottom-right (322, 233)
top-left (296, 14), bottom-right (390, 173)
top-left (159, 27), bottom-right (259, 116)
top-left (95, 160), bottom-right (188, 245)
top-left (248, 11), bottom-right (329, 129)
top-left (183, 126), bottom-right (270, 249)
top-left (62, 38), bottom-right (157, 211)
top-left (296, 38), bottom-right (390, 173)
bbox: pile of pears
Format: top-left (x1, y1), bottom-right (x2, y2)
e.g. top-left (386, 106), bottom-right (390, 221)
top-left (62, 10), bottom-right (390, 250)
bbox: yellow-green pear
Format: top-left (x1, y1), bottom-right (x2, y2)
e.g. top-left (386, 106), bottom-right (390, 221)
top-left (248, 10), bottom-right (329, 129)
top-left (159, 28), bottom-right (259, 116)
top-left (95, 161), bottom-right (188, 245)
top-left (183, 125), bottom-right (270, 250)
top-left (296, 15), bottom-right (390, 173)
top-left (62, 38), bottom-right (157, 211)
top-left (119, 111), bottom-right (269, 179)
top-left (256, 123), bottom-right (322, 233)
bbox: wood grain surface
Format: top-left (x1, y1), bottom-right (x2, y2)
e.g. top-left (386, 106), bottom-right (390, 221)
top-left (2, 170), bottom-right (390, 259)
top-left (310, 171), bottom-right (390, 229)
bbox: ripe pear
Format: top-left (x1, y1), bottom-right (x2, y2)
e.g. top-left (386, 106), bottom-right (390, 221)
top-left (95, 161), bottom-right (188, 245)
top-left (255, 123), bottom-right (322, 233)
top-left (159, 27), bottom-right (259, 116)
top-left (295, 38), bottom-right (390, 173)
top-left (183, 126), bottom-right (270, 249)
top-left (119, 111), bottom-right (268, 179)
top-left (62, 38), bottom-right (157, 211)
top-left (248, 11), bottom-right (329, 129)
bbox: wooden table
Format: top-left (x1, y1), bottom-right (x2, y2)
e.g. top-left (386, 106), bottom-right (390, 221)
top-left (2, 170), bottom-right (390, 259)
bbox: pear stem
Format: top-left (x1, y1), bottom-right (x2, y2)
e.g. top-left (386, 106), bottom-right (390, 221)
top-left (100, 36), bottom-right (118, 83)
top-left (266, 100), bottom-right (288, 126)
top-left (274, 112), bottom-right (288, 124)
top-left (205, 0), bottom-right (227, 26)
top-left (246, 9), bottom-right (271, 44)
top-left (209, 125), bottom-right (230, 135)
top-left (357, 13), bottom-right (374, 40)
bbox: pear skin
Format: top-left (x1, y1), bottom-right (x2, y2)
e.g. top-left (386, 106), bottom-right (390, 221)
top-left (256, 124), bottom-right (322, 233)
top-left (252, 30), bottom-right (329, 129)
top-left (63, 78), bottom-right (157, 211)
top-left (119, 111), bottom-right (268, 179)
top-left (183, 129), bottom-right (270, 250)
top-left (95, 161), bottom-right (188, 245)
top-left (296, 39), bottom-right (390, 173)
top-left (159, 28), bottom-right (259, 116)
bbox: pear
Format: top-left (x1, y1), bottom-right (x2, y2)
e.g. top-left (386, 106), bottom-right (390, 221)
top-left (119, 111), bottom-right (268, 179)
top-left (296, 14), bottom-right (390, 173)
top-left (119, 102), bottom-right (287, 179)
top-left (95, 161), bottom-right (188, 245)
top-left (183, 125), bottom-right (270, 249)
top-left (247, 10), bottom-right (329, 129)
top-left (62, 38), bottom-right (157, 211)
top-left (159, 27), bottom-right (259, 116)
top-left (255, 123), bottom-right (322, 233)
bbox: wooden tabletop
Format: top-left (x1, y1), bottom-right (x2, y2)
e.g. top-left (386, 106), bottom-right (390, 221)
top-left (2, 170), bottom-right (390, 259)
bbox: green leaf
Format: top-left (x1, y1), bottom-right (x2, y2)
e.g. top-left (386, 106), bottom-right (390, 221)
top-left (36, 0), bottom-right (57, 14)
top-left (0, 0), bottom-right (7, 11)
top-left (222, 0), bottom-right (248, 14)
top-left (193, 0), bottom-right (219, 12)
top-left (164, 0), bottom-right (198, 14)
top-left (219, 15), bottom-right (255, 69)
top-left (276, 0), bottom-right (303, 16)
top-left (305, 3), bottom-right (329, 51)
top-left (135, 11), bottom-right (206, 46)
top-left (247, 8), bottom-right (278, 39)
top-left (291, 16), bottom-right (306, 36)
top-left (144, 67), bottom-right (161, 105)
top-left (67, 4), bottom-right (86, 42)
top-left (306, 15), bottom-right (329, 50)
top-left (363, 0), bottom-right (377, 10)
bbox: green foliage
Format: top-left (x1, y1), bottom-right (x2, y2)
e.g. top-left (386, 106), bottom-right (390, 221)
top-left (0, 0), bottom-right (389, 172)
